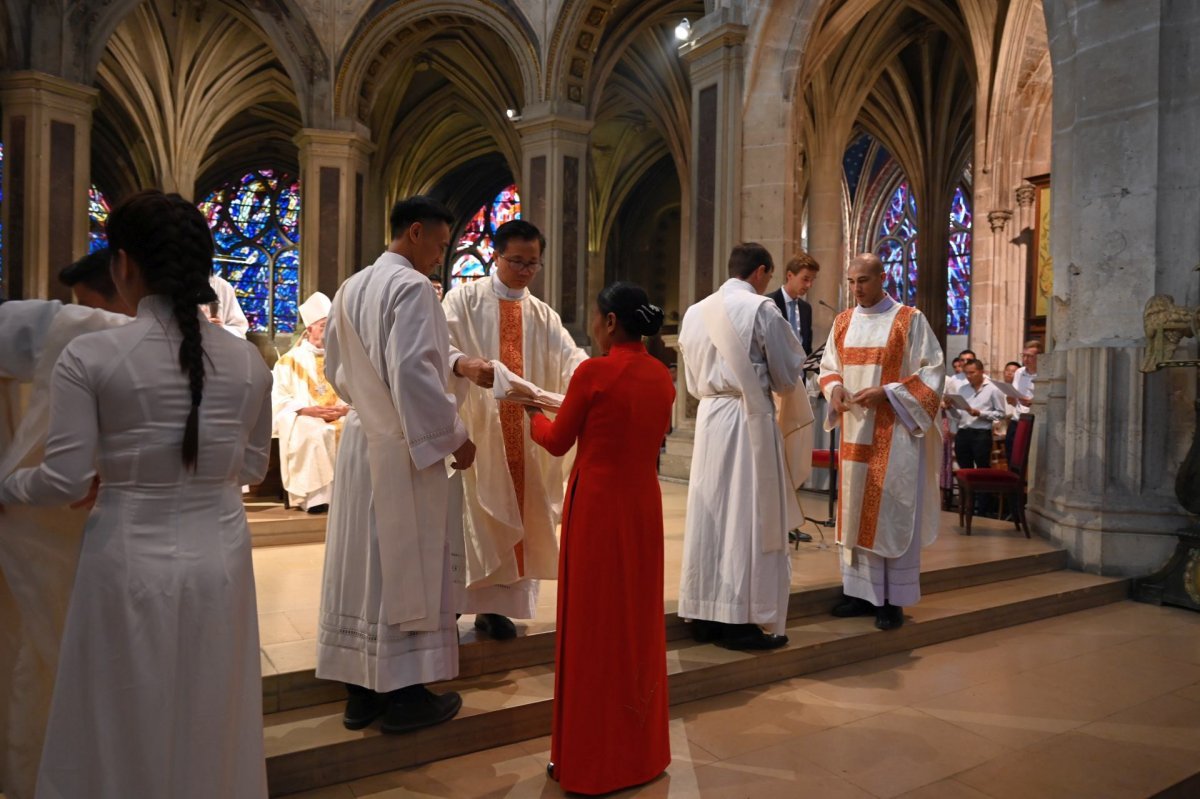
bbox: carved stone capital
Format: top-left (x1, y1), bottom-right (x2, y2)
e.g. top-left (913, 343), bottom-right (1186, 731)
top-left (987, 209), bottom-right (1014, 232)
top-left (1016, 183), bottom-right (1037, 208)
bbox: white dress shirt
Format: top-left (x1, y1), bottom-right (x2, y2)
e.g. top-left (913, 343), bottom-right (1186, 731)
top-left (954, 379), bottom-right (1007, 430)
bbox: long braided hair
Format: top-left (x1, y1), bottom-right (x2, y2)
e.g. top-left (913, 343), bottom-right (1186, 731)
top-left (106, 190), bottom-right (217, 471)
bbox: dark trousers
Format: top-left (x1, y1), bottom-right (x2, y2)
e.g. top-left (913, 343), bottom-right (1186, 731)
top-left (956, 427), bottom-right (995, 514)
top-left (955, 427), bottom-right (993, 469)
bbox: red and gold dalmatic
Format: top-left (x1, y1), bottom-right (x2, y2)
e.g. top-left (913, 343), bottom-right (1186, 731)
top-left (817, 299), bottom-right (945, 563)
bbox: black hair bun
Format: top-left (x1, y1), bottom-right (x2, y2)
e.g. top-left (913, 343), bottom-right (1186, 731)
top-left (597, 281), bottom-right (664, 338)
top-left (631, 302), bottom-right (665, 336)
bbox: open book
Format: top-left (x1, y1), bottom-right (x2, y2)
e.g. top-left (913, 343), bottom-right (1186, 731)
top-left (945, 392), bottom-right (972, 411)
top-left (491, 360), bottom-right (565, 410)
top-left (991, 379), bottom-right (1027, 400)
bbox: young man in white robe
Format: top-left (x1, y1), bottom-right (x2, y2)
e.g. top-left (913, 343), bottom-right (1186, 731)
top-left (678, 243), bottom-right (810, 650)
top-left (819, 253), bottom-right (945, 630)
top-left (317, 196), bottom-right (477, 734)
top-left (271, 291), bottom-right (348, 512)
top-left (0, 250), bottom-right (131, 799)
top-left (205, 274), bottom-right (249, 338)
top-left (443, 219), bottom-right (587, 640)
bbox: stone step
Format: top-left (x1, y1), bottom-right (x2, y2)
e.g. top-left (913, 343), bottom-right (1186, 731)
top-left (246, 502), bottom-right (326, 548)
top-left (261, 547), bottom-right (1069, 716)
top-left (657, 451), bottom-right (692, 480)
top-left (262, 568), bottom-right (1125, 796)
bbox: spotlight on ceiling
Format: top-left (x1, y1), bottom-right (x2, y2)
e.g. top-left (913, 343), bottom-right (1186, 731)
top-left (506, 108), bottom-right (516, 119)
top-left (675, 18), bottom-right (692, 42)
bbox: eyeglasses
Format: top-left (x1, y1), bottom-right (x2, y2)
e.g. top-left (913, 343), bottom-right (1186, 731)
top-left (498, 254), bottom-right (542, 273)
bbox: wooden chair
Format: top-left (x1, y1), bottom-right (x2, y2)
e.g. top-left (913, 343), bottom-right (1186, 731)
top-left (954, 413), bottom-right (1034, 537)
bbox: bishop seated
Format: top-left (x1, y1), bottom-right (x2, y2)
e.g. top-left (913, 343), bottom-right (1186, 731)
top-left (272, 292), bottom-right (349, 513)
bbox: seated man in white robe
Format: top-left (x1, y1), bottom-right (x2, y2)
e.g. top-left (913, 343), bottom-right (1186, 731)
top-left (317, 196), bottom-right (476, 734)
top-left (0, 249), bottom-right (131, 799)
top-left (272, 291), bottom-right (348, 513)
top-left (819, 254), bottom-right (944, 630)
top-left (678, 243), bottom-right (808, 650)
top-left (444, 219), bottom-right (587, 640)
top-left (205, 274), bottom-right (249, 338)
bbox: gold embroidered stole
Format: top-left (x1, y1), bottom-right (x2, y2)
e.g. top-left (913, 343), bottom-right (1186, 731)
top-left (498, 299), bottom-right (526, 576)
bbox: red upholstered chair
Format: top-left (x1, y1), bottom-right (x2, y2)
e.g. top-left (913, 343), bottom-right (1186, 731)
top-left (954, 413), bottom-right (1034, 537)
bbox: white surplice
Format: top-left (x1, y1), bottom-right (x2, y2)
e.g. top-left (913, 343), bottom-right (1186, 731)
top-left (818, 295), bottom-right (944, 607)
top-left (208, 274), bottom-right (249, 338)
top-left (677, 279), bottom-right (806, 635)
top-left (0, 300), bottom-right (130, 799)
top-left (443, 274), bottom-right (586, 619)
top-left (271, 339), bottom-right (345, 510)
top-left (317, 252), bottom-right (469, 692)
top-left (0, 295), bottom-right (273, 799)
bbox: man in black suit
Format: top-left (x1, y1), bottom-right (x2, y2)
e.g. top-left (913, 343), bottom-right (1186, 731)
top-left (767, 252), bottom-right (819, 355)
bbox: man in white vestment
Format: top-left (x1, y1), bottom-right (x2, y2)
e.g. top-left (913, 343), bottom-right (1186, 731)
top-left (443, 219), bottom-right (587, 640)
top-left (678, 243), bottom-right (810, 650)
top-left (271, 291), bottom-right (348, 512)
top-left (317, 196), bottom-right (477, 734)
top-left (0, 249), bottom-right (131, 799)
top-left (206, 273), bottom-right (249, 338)
top-left (820, 253), bottom-right (945, 630)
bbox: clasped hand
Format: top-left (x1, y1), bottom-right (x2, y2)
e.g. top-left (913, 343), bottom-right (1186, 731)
top-left (299, 405), bottom-right (349, 422)
top-left (830, 385), bottom-right (886, 413)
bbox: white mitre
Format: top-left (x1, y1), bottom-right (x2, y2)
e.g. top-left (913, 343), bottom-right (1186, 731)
top-left (299, 291), bottom-right (331, 328)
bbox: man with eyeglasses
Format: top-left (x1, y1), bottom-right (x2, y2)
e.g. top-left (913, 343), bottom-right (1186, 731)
top-left (443, 219), bottom-right (588, 641)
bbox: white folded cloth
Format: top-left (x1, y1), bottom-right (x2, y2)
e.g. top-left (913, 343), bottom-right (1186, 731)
top-left (491, 360), bottom-right (565, 410)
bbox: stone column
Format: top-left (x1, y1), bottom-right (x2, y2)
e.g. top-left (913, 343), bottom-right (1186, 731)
top-left (981, 208), bottom-right (1016, 367)
top-left (0, 72), bottom-right (97, 301)
top-left (294, 129), bottom-right (374, 300)
top-left (515, 102), bottom-right (591, 337)
top-left (680, 8), bottom-right (746, 308)
top-left (806, 147), bottom-right (846, 345)
top-left (1028, 0), bottom-right (1200, 576)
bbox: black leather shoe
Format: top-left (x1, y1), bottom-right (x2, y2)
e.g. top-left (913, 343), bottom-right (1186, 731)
top-left (474, 613), bottom-right (518, 640)
top-left (547, 762), bottom-right (557, 781)
top-left (721, 624), bottom-right (789, 651)
top-left (342, 687), bottom-right (387, 730)
top-left (689, 619), bottom-right (725, 643)
top-left (831, 595), bottom-right (874, 617)
top-left (874, 602), bottom-right (904, 631)
top-left (305, 503), bottom-right (329, 515)
top-left (381, 686), bottom-right (463, 734)
top-left (789, 529), bottom-right (814, 543)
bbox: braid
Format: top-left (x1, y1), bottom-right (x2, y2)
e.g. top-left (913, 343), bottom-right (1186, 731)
top-left (106, 190), bottom-right (216, 471)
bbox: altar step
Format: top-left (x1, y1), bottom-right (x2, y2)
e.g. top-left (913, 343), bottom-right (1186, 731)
top-left (245, 501), bottom-right (326, 548)
top-left (658, 428), bottom-right (694, 480)
top-left (263, 560), bottom-right (1127, 796)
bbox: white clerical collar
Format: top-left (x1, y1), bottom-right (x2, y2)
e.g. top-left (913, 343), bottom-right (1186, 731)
top-left (300, 339), bottom-right (324, 355)
top-left (856, 294), bottom-right (897, 315)
top-left (491, 272), bottom-right (527, 301)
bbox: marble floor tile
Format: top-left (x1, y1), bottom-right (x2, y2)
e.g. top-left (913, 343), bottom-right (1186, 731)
top-left (894, 778), bottom-right (994, 799)
top-left (1077, 693), bottom-right (1200, 763)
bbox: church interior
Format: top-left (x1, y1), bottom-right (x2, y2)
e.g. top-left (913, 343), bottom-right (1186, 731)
top-left (1, 0), bottom-right (1199, 796)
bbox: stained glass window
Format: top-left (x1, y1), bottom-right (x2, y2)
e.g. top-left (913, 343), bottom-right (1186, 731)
top-left (876, 181), bottom-right (919, 307)
top-left (88, 186), bottom-right (111, 254)
top-left (947, 185), bottom-right (972, 336)
top-left (450, 184), bottom-right (520, 288)
top-left (199, 170), bottom-right (301, 335)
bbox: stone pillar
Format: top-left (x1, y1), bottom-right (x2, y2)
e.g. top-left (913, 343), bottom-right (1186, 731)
top-left (680, 8), bottom-right (746, 308)
top-left (0, 72), bottom-right (97, 301)
top-left (981, 208), bottom-right (1016, 367)
top-left (1028, 0), bottom-right (1200, 576)
top-left (806, 147), bottom-right (846, 345)
top-left (294, 129), bottom-right (374, 301)
top-left (515, 102), bottom-right (591, 337)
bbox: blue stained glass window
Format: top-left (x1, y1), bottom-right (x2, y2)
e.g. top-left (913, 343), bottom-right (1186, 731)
top-left (88, 186), bottom-right (111, 253)
top-left (200, 170), bottom-right (302, 335)
top-left (947, 185), bottom-right (973, 336)
top-left (450, 184), bottom-right (521, 289)
top-left (876, 181), bottom-right (919, 307)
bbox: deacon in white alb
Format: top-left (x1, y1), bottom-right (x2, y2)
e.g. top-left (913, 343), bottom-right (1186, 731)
top-left (271, 291), bottom-right (348, 512)
top-left (819, 253), bottom-right (945, 630)
top-left (206, 274), bottom-right (250, 338)
top-left (317, 196), bottom-right (477, 735)
top-left (677, 243), bottom-right (810, 651)
top-left (443, 219), bottom-right (587, 640)
top-left (0, 250), bottom-right (131, 799)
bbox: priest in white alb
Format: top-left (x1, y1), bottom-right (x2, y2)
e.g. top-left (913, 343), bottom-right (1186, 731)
top-left (443, 219), bottom-right (587, 640)
top-left (678, 243), bottom-right (812, 651)
top-left (317, 196), bottom-right (476, 734)
top-left (271, 291), bottom-right (348, 513)
top-left (0, 250), bottom-right (131, 799)
top-left (819, 253), bottom-right (944, 630)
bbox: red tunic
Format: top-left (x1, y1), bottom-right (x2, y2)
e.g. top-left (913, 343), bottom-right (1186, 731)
top-left (530, 340), bottom-right (675, 795)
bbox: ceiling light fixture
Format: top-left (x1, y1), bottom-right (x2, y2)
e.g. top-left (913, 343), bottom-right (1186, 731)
top-left (675, 18), bottom-right (692, 42)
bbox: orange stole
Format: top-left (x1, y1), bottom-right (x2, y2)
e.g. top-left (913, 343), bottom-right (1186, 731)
top-left (498, 299), bottom-right (526, 575)
top-left (835, 305), bottom-right (915, 550)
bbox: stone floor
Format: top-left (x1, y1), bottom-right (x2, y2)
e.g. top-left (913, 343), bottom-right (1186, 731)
top-left (282, 600), bottom-right (1200, 798)
top-left (252, 481), bottom-right (1054, 676)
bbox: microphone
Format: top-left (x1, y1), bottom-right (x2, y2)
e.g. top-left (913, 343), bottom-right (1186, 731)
top-left (818, 299), bottom-right (837, 313)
